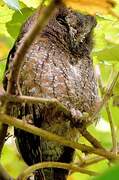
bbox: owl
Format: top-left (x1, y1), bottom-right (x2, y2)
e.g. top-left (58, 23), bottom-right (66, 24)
top-left (3, 5), bottom-right (98, 180)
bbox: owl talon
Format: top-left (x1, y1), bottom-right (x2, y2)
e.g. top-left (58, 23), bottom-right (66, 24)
top-left (70, 108), bottom-right (83, 120)
top-left (71, 108), bottom-right (89, 127)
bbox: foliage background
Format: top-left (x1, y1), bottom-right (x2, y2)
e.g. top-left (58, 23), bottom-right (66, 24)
top-left (0, 0), bottom-right (119, 179)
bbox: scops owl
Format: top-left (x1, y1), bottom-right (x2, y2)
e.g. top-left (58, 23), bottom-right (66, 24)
top-left (3, 5), bottom-right (98, 180)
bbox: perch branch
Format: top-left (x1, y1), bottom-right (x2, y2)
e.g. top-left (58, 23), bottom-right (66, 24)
top-left (17, 162), bottom-right (99, 180)
top-left (0, 113), bottom-right (118, 160)
top-left (0, 94), bottom-right (90, 122)
top-left (1, 70), bottom-right (118, 155)
top-left (0, 94), bottom-right (70, 116)
top-left (0, 94), bottom-right (59, 104)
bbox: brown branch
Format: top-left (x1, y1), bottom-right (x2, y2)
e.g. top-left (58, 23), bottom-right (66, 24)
top-left (0, 164), bottom-right (14, 180)
top-left (0, 94), bottom-right (70, 116)
top-left (0, 113), bottom-right (118, 160)
top-left (0, 94), bottom-right (91, 123)
top-left (17, 162), bottom-right (99, 180)
top-left (79, 128), bottom-right (104, 149)
top-left (1, 94), bottom-right (58, 104)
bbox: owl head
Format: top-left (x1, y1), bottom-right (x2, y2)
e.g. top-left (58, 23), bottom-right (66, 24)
top-left (55, 7), bottom-right (96, 55)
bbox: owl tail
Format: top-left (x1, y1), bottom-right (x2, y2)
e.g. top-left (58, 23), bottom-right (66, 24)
top-left (33, 168), bottom-right (68, 180)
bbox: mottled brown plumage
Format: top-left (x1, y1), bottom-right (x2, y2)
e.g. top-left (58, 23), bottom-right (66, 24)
top-left (3, 6), bottom-right (98, 180)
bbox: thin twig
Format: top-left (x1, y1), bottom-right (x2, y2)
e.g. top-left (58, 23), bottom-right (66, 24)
top-left (79, 156), bottom-right (105, 167)
top-left (0, 94), bottom-right (58, 105)
top-left (0, 113), bottom-right (118, 160)
top-left (17, 161), bottom-right (99, 180)
top-left (79, 128), bottom-right (104, 149)
top-left (75, 151), bottom-right (84, 162)
top-left (98, 72), bottom-right (117, 154)
top-left (106, 105), bottom-right (117, 154)
top-left (90, 72), bottom-right (119, 122)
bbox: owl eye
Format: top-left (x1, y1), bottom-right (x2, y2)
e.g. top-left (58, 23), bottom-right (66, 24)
top-left (56, 15), bottom-right (67, 26)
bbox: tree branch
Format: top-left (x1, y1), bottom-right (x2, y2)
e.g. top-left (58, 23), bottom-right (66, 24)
top-left (0, 113), bottom-right (118, 160)
top-left (0, 94), bottom-right (91, 123)
top-left (79, 156), bottom-right (105, 167)
top-left (0, 70), bottom-right (118, 157)
top-left (79, 128), bottom-right (104, 149)
top-left (17, 162), bottom-right (99, 180)
top-left (0, 94), bottom-right (70, 116)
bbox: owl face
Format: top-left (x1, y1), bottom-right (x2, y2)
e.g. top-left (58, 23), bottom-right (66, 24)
top-left (56, 7), bottom-right (96, 53)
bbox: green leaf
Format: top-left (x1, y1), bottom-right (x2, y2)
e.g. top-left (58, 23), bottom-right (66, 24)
top-left (6, 7), bottom-right (35, 39)
top-left (93, 45), bottom-right (119, 62)
top-left (1, 143), bottom-right (26, 177)
top-left (0, 4), bottom-right (14, 36)
top-left (94, 164), bottom-right (119, 180)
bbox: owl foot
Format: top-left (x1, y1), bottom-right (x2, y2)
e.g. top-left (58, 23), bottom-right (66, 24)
top-left (70, 108), bottom-right (89, 127)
